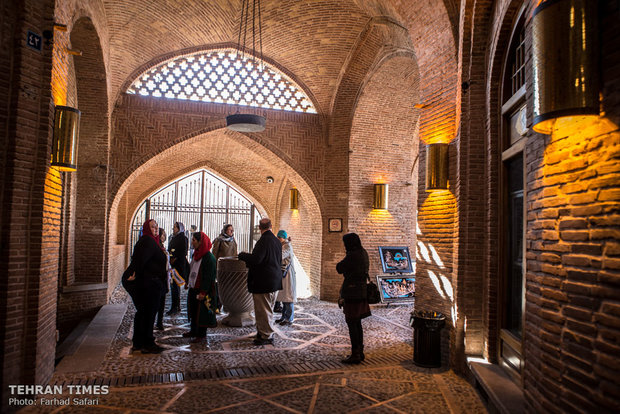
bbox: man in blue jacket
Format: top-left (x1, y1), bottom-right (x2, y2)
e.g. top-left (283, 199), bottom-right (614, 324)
top-left (238, 218), bottom-right (283, 345)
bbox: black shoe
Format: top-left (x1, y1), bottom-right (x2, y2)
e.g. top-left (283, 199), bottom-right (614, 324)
top-left (130, 346), bottom-right (141, 352)
top-left (165, 309), bottom-right (177, 316)
top-left (275, 318), bottom-right (284, 324)
top-left (279, 320), bottom-right (293, 326)
top-left (182, 331), bottom-right (195, 338)
top-left (156, 324), bottom-right (164, 331)
top-left (141, 345), bottom-right (165, 354)
top-left (253, 337), bottom-right (274, 346)
top-left (341, 354), bottom-right (362, 364)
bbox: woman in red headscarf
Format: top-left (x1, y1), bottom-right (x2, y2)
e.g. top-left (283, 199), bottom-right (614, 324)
top-left (183, 231), bottom-right (218, 342)
top-left (129, 219), bottom-right (168, 354)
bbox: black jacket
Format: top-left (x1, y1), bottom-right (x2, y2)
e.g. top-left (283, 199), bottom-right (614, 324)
top-left (168, 232), bottom-right (190, 279)
top-left (336, 233), bottom-right (369, 300)
top-left (238, 230), bottom-right (282, 293)
top-left (131, 236), bottom-right (167, 291)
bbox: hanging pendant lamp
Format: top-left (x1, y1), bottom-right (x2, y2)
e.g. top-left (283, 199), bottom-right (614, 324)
top-left (227, 0), bottom-right (266, 132)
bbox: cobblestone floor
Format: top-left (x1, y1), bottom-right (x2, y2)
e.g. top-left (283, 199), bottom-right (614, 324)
top-left (18, 286), bottom-right (486, 413)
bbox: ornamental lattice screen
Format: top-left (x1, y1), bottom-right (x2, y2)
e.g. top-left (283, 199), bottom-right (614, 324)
top-left (130, 170), bottom-right (261, 258)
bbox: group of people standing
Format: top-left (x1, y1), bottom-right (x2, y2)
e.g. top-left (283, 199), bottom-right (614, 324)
top-left (125, 216), bottom-right (370, 364)
top-left (124, 218), bottom-right (300, 351)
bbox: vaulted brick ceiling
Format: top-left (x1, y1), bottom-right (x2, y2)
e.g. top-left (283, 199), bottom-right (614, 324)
top-left (100, 0), bottom-right (459, 113)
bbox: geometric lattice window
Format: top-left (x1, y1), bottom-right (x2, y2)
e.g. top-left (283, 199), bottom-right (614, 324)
top-left (126, 48), bottom-right (317, 114)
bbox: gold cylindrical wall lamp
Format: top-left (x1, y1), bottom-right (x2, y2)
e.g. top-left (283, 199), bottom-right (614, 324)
top-left (51, 105), bottom-right (81, 171)
top-left (373, 183), bottom-right (388, 210)
top-left (289, 188), bottom-right (299, 210)
top-left (426, 143), bottom-right (449, 191)
top-left (532, 0), bottom-right (600, 134)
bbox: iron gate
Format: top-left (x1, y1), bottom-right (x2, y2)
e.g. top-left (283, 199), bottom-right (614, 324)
top-left (130, 170), bottom-right (261, 257)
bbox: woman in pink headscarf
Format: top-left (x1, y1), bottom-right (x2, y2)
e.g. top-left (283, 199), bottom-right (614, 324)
top-left (128, 219), bottom-right (168, 354)
top-left (183, 231), bottom-right (218, 343)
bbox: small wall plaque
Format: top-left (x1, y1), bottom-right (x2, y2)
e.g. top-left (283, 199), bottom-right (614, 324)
top-left (27, 31), bottom-right (42, 52)
top-left (328, 218), bottom-right (343, 233)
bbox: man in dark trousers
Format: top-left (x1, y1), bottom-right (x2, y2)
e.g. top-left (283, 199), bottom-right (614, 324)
top-left (238, 218), bottom-right (283, 345)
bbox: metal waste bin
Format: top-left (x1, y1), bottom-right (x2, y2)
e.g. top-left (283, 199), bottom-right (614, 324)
top-left (410, 311), bottom-right (446, 368)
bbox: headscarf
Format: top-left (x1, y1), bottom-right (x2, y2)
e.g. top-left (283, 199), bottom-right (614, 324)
top-left (175, 222), bottom-right (186, 235)
top-left (218, 224), bottom-right (235, 242)
top-left (342, 232), bottom-right (362, 252)
top-left (193, 232), bottom-right (212, 261)
top-left (142, 219), bottom-right (160, 245)
top-left (277, 230), bottom-right (288, 239)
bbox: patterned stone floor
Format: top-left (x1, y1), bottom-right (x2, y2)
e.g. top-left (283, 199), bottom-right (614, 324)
top-left (18, 287), bottom-right (486, 413)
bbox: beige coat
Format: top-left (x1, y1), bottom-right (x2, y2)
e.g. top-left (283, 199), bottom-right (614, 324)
top-left (276, 241), bottom-right (297, 303)
top-left (212, 237), bottom-right (238, 260)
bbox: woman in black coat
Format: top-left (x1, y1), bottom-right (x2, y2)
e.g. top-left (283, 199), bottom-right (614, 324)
top-left (130, 219), bottom-right (168, 354)
top-left (336, 232), bottom-right (371, 364)
top-left (167, 221), bottom-right (189, 314)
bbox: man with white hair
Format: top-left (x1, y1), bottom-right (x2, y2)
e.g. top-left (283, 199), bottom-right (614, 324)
top-left (238, 218), bottom-right (282, 345)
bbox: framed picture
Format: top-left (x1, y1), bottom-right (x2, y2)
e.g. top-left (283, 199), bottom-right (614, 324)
top-left (378, 246), bottom-right (413, 274)
top-left (328, 218), bottom-right (343, 232)
top-left (376, 275), bottom-right (416, 303)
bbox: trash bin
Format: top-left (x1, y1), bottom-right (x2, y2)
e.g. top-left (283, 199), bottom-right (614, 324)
top-left (410, 310), bottom-right (446, 368)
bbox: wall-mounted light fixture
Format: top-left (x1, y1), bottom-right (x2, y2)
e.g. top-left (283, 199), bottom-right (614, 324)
top-left (426, 143), bottom-right (449, 191)
top-left (266, 176), bottom-right (274, 183)
top-left (51, 105), bottom-right (81, 171)
top-left (373, 183), bottom-right (388, 210)
top-left (531, 0), bottom-right (600, 134)
top-left (289, 188), bottom-right (299, 210)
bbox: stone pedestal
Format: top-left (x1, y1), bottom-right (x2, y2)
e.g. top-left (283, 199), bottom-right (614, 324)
top-left (217, 257), bottom-right (254, 327)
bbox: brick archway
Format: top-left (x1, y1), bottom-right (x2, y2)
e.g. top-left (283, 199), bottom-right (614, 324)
top-left (108, 127), bottom-right (323, 297)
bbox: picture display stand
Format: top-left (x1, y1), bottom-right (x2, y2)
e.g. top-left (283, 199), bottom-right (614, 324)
top-left (376, 273), bottom-right (415, 306)
top-left (377, 246), bottom-right (415, 306)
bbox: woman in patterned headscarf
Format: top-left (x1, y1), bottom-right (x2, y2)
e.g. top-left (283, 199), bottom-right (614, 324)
top-left (183, 232), bottom-right (218, 343)
top-left (129, 219), bottom-right (168, 354)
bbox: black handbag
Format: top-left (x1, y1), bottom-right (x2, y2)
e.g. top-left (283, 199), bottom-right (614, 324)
top-left (121, 263), bottom-right (137, 296)
top-left (366, 275), bottom-right (381, 304)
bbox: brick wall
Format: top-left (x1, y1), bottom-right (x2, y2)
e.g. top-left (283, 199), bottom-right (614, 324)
top-left (108, 244), bottom-right (126, 297)
top-left (0, 0), bottom-right (57, 409)
top-left (56, 287), bottom-right (106, 342)
top-left (481, 0), bottom-right (620, 412)
top-left (71, 16), bottom-right (109, 285)
top-left (276, 182), bottom-right (322, 298)
top-left (349, 54), bottom-right (419, 279)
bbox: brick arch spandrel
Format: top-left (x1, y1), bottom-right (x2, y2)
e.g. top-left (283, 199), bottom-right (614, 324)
top-left (348, 54), bottom-right (420, 284)
top-left (108, 129), bottom-right (323, 296)
top-left (109, 94), bottom-right (325, 205)
top-left (68, 17), bottom-right (110, 287)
